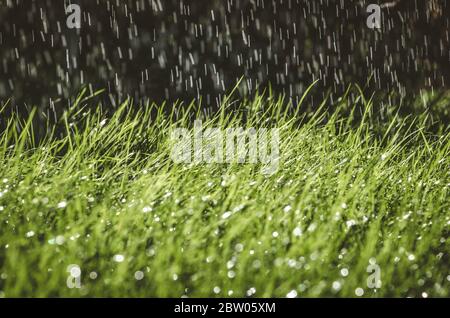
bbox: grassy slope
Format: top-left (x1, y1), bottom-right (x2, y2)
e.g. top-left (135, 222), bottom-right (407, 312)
top-left (0, 90), bottom-right (449, 297)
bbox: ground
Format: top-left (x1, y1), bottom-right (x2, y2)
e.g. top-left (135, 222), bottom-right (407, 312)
top-left (0, 90), bottom-right (448, 297)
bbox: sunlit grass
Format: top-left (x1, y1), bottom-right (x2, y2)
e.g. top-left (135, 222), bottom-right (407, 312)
top-left (0, 87), bottom-right (449, 297)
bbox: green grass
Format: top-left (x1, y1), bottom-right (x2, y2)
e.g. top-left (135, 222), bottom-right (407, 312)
top-left (0, 88), bottom-right (449, 297)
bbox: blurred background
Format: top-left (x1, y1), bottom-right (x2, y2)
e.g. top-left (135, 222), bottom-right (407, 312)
top-left (0, 0), bottom-right (448, 113)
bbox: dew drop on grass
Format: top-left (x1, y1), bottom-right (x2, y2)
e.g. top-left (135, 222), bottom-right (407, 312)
top-left (246, 287), bottom-right (256, 296)
top-left (227, 271), bottom-right (235, 279)
top-left (355, 288), bottom-right (364, 296)
top-left (67, 265), bottom-right (81, 278)
top-left (293, 227), bottom-right (302, 237)
top-left (134, 271), bottom-right (144, 280)
top-left (142, 206), bottom-right (152, 213)
top-left (286, 290), bottom-right (297, 298)
top-left (340, 268), bottom-right (349, 277)
top-left (332, 281), bottom-right (342, 291)
top-left (221, 211), bottom-right (232, 219)
top-left (55, 235), bottom-right (65, 245)
top-left (25, 231), bottom-right (35, 238)
top-left (310, 251), bottom-right (319, 261)
top-left (113, 254), bottom-right (125, 263)
top-left (346, 220), bottom-right (357, 228)
top-left (287, 259), bottom-right (297, 268)
top-left (164, 191), bottom-right (172, 199)
top-left (252, 260), bottom-right (261, 269)
top-left (307, 223), bottom-right (317, 232)
top-left (57, 201), bottom-right (67, 209)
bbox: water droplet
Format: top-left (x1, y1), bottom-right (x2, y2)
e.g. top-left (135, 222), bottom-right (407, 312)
top-left (142, 206), bottom-right (152, 213)
top-left (221, 211), bottom-right (232, 219)
top-left (293, 227), bottom-right (302, 237)
top-left (57, 201), bottom-right (67, 209)
top-left (286, 290), bottom-right (297, 298)
top-left (135, 271), bottom-right (144, 280)
top-left (67, 265), bottom-right (81, 278)
top-left (332, 281), bottom-right (342, 291)
top-left (355, 288), bottom-right (364, 296)
top-left (113, 254), bottom-right (125, 263)
top-left (246, 287), bottom-right (256, 296)
top-left (346, 220), bottom-right (357, 228)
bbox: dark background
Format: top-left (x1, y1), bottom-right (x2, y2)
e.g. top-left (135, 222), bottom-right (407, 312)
top-left (0, 0), bottom-right (449, 112)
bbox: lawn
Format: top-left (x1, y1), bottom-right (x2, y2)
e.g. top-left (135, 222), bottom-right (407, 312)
top-left (0, 88), bottom-right (448, 297)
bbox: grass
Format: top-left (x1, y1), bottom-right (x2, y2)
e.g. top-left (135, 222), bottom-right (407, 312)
top-left (0, 87), bottom-right (449, 297)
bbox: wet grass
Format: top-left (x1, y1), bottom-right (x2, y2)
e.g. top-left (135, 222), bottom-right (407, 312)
top-left (0, 88), bottom-right (449, 297)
